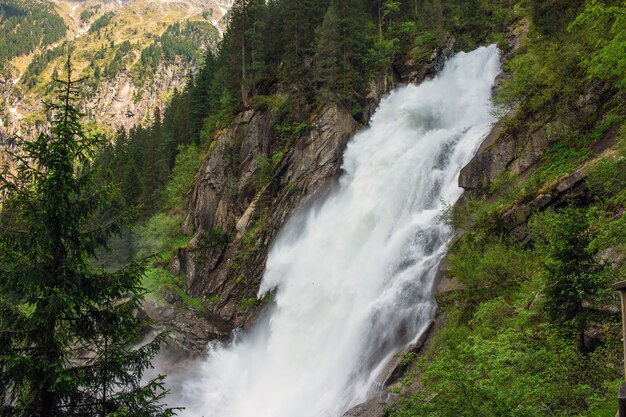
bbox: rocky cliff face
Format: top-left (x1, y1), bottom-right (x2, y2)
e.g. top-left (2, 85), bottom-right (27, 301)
top-left (84, 58), bottom-right (194, 131)
top-left (1, 56), bottom-right (204, 138)
top-left (457, 80), bottom-right (617, 242)
top-left (154, 103), bottom-right (358, 353)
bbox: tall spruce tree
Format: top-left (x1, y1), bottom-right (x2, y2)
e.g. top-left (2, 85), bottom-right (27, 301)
top-left (314, 0), bottom-right (370, 108)
top-left (528, 207), bottom-right (609, 352)
top-left (279, 0), bottom-right (328, 105)
top-left (0, 58), bottom-right (175, 417)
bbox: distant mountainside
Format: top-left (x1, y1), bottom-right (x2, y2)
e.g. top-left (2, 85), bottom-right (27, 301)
top-left (0, 0), bottom-right (231, 139)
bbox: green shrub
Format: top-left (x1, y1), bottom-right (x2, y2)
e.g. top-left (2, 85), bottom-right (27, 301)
top-left (136, 213), bottom-right (188, 262)
top-left (163, 144), bottom-right (204, 209)
top-left (586, 131), bottom-right (626, 206)
top-left (449, 238), bottom-right (535, 292)
top-left (385, 292), bottom-right (621, 417)
top-left (143, 268), bottom-right (206, 312)
top-left (198, 227), bottom-right (229, 249)
top-left (253, 156), bottom-right (274, 191)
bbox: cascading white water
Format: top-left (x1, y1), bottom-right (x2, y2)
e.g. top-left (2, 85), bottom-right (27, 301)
top-left (178, 45), bottom-right (501, 417)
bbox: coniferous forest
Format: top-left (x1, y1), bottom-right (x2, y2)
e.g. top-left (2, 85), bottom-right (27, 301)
top-left (1, 0), bottom-right (625, 416)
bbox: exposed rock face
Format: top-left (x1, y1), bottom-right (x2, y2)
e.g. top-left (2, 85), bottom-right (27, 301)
top-left (458, 114), bottom-right (551, 195)
top-left (501, 170), bottom-right (589, 243)
top-left (166, 102), bottom-right (358, 350)
top-left (84, 58), bottom-right (196, 131)
top-left (2, 58), bottom-right (198, 137)
top-left (459, 81), bottom-right (614, 197)
top-left (397, 36), bottom-right (455, 84)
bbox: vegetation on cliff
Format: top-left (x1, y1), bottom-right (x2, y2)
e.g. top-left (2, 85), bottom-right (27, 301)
top-left (386, 1), bottom-right (626, 416)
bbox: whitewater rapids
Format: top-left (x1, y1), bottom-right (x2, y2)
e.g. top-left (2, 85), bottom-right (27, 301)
top-left (176, 45), bottom-right (501, 417)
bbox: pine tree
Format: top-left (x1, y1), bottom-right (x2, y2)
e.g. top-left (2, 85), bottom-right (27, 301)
top-left (528, 207), bottom-right (609, 352)
top-left (314, 5), bottom-right (342, 104)
top-left (314, 0), bottom-right (370, 108)
top-left (0, 58), bottom-right (176, 417)
top-left (279, 0), bottom-right (328, 99)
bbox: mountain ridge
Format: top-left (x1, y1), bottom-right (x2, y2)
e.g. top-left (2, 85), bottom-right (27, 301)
top-left (0, 0), bottom-right (232, 139)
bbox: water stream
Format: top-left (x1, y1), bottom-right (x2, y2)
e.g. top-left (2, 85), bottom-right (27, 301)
top-left (177, 45), bottom-right (501, 417)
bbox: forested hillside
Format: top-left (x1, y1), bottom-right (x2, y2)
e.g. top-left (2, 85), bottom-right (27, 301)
top-left (0, 0), bottom-right (67, 65)
top-left (0, 0), bottom-right (225, 138)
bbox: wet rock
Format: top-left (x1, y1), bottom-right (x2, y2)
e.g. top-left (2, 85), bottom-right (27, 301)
top-left (343, 398), bottom-right (390, 417)
top-left (398, 36), bottom-right (455, 84)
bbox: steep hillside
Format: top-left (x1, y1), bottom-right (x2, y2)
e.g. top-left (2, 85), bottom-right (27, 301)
top-left (0, 0), bottom-right (230, 138)
top-left (382, 3), bottom-right (626, 417)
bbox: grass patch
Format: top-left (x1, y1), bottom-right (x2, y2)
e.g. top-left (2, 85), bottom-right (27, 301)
top-left (143, 267), bottom-right (206, 312)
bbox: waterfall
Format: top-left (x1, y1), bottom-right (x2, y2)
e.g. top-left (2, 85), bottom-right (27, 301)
top-left (177, 45), bottom-right (501, 417)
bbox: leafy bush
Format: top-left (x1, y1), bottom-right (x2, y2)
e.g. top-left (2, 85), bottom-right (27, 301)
top-left (253, 155), bottom-right (274, 191)
top-left (569, 1), bottom-right (626, 89)
top-left (136, 213), bottom-right (188, 262)
top-left (143, 268), bottom-right (206, 312)
top-left (586, 128), bottom-right (626, 206)
top-left (449, 238), bottom-right (535, 292)
top-left (385, 290), bottom-right (621, 417)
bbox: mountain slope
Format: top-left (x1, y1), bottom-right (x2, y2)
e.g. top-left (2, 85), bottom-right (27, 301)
top-left (0, 0), bottom-right (231, 138)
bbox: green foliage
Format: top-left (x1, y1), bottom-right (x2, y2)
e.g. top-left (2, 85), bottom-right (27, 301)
top-left (198, 227), bottom-right (229, 249)
top-left (0, 58), bottom-right (175, 417)
top-left (22, 44), bottom-right (70, 89)
top-left (163, 144), bottom-right (204, 210)
top-left (449, 238), bottom-right (535, 293)
top-left (313, 0), bottom-right (370, 108)
top-left (239, 297), bottom-right (262, 311)
top-left (528, 0), bottom-right (584, 35)
top-left (89, 11), bottom-right (115, 33)
top-left (79, 5), bottom-right (99, 23)
top-left (136, 214), bottom-right (188, 262)
top-left (143, 268), bottom-right (206, 312)
top-left (253, 155), bottom-right (274, 191)
top-left (410, 32), bottom-right (437, 62)
top-left (238, 294), bottom-right (273, 311)
top-left (104, 41), bottom-right (134, 78)
top-left (0, 0), bottom-right (67, 64)
top-left (592, 146), bottom-right (626, 199)
top-left (231, 215), bottom-right (267, 271)
top-left (134, 21), bottom-right (217, 84)
top-left (528, 207), bottom-right (610, 351)
top-left (570, 1), bottom-right (626, 89)
top-left (386, 294), bottom-right (621, 417)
